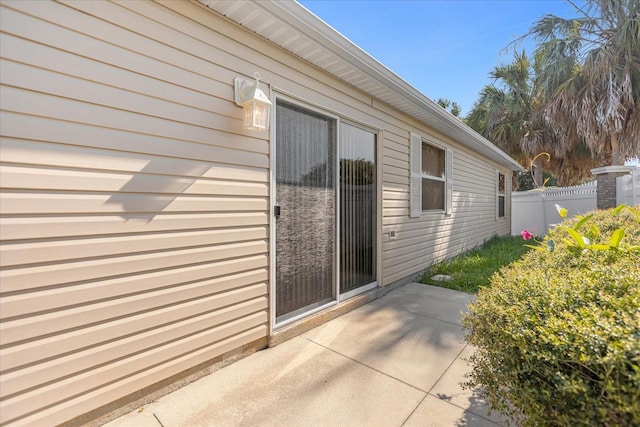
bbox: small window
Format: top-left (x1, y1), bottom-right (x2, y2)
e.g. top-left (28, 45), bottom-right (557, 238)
top-left (497, 172), bottom-right (505, 218)
top-left (410, 133), bottom-right (452, 218)
top-left (422, 142), bottom-right (446, 211)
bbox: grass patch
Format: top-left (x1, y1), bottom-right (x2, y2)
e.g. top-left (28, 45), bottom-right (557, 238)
top-left (420, 235), bottom-right (531, 293)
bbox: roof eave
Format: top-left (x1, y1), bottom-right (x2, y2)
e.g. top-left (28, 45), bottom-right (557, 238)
top-left (198, 0), bottom-right (523, 171)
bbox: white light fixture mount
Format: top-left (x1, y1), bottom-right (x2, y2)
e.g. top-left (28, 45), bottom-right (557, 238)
top-left (234, 72), bottom-right (272, 131)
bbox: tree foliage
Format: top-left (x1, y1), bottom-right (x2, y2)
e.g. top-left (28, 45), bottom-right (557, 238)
top-left (466, 51), bottom-right (597, 186)
top-left (467, 0), bottom-right (639, 185)
top-left (530, 0), bottom-right (640, 165)
top-left (466, 51), bottom-right (539, 160)
top-left (436, 98), bottom-right (461, 117)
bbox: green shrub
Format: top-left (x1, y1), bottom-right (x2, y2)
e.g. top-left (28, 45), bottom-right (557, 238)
top-left (463, 207), bottom-right (640, 426)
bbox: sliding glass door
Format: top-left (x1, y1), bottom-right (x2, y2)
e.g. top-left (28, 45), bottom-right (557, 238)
top-left (275, 101), bottom-right (336, 320)
top-left (339, 123), bottom-right (376, 294)
top-left (274, 99), bottom-right (377, 323)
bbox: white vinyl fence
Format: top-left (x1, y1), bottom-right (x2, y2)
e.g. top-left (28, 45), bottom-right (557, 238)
top-left (512, 166), bottom-right (640, 236)
top-left (511, 182), bottom-right (597, 236)
top-left (617, 167), bottom-right (640, 206)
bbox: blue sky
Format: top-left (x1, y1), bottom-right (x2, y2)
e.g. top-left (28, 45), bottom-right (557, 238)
top-left (298, 0), bottom-right (581, 117)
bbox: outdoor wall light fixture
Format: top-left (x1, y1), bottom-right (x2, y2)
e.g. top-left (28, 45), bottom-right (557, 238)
top-left (234, 72), bottom-right (272, 131)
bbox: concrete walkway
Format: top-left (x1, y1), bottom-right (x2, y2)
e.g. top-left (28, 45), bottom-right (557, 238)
top-left (104, 283), bottom-right (506, 427)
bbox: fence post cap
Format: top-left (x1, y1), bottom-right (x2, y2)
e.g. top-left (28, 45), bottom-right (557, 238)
top-left (591, 165), bottom-right (634, 175)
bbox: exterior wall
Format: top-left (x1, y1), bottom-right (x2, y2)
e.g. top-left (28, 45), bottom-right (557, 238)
top-left (0, 0), bottom-right (512, 424)
top-left (383, 137), bottom-right (512, 284)
top-left (0, 1), bottom-right (272, 425)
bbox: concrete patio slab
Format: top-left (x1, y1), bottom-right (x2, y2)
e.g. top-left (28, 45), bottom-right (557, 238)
top-left (368, 282), bottom-right (475, 325)
top-left (403, 394), bottom-right (501, 427)
top-left (430, 344), bottom-right (508, 426)
top-left (119, 336), bottom-right (424, 427)
top-left (102, 284), bottom-right (504, 427)
top-left (302, 302), bottom-right (466, 392)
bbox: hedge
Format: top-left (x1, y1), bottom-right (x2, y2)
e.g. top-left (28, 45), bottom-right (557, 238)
top-left (463, 206), bottom-right (640, 426)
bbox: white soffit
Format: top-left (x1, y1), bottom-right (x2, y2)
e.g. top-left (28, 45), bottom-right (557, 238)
top-left (198, 0), bottom-right (523, 171)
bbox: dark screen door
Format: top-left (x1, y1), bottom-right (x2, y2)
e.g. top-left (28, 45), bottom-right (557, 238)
top-left (275, 100), bottom-right (336, 319)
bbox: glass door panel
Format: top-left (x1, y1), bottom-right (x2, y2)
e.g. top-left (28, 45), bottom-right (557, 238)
top-left (339, 123), bottom-right (376, 294)
top-left (275, 100), bottom-right (336, 319)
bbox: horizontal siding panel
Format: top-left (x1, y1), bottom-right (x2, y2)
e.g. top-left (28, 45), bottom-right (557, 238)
top-left (382, 163), bottom-right (407, 177)
top-left (1, 113), bottom-right (269, 169)
top-left (0, 33), bottom-right (227, 118)
top-left (1, 86), bottom-right (268, 156)
top-left (0, 166), bottom-right (268, 197)
top-left (384, 249), bottom-right (442, 271)
top-left (384, 236), bottom-right (457, 262)
top-left (0, 226), bottom-right (267, 267)
top-left (383, 235), bottom-right (481, 280)
top-left (383, 155), bottom-right (408, 169)
top-left (383, 190), bottom-right (408, 201)
top-left (384, 139), bottom-right (409, 156)
top-left (1, 314), bottom-right (268, 426)
top-left (383, 199), bottom-right (409, 209)
top-left (1, 241), bottom-right (267, 293)
top-left (1, 278), bottom-right (267, 346)
top-left (1, 267), bottom-right (268, 369)
top-left (0, 4), bottom-right (234, 110)
top-left (0, 192), bottom-right (268, 215)
top-left (382, 182), bottom-right (408, 194)
top-left (2, 296), bottom-right (268, 397)
top-left (0, 212), bottom-right (268, 240)
top-left (0, 59), bottom-right (243, 138)
top-left (391, 225), bottom-right (497, 263)
top-left (8, 325), bottom-right (267, 427)
top-left (383, 174), bottom-right (409, 186)
top-left (6, 0), bottom-right (409, 146)
top-left (385, 268), bottom-right (423, 285)
top-left (1, 139), bottom-right (268, 183)
top-left (384, 230), bottom-right (455, 252)
top-left (384, 258), bottom-right (428, 284)
top-left (383, 207), bottom-right (409, 217)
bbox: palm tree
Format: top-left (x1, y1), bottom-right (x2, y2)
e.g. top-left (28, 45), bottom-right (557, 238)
top-left (530, 0), bottom-right (640, 166)
top-left (467, 51), bottom-right (561, 186)
top-left (467, 51), bottom-right (537, 163)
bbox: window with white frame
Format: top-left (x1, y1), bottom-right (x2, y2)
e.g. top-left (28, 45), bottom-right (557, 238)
top-left (421, 142), bottom-right (446, 211)
top-left (409, 133), bottom-right (452, 217)
top-left (497, 171), bottom-right (505, 218)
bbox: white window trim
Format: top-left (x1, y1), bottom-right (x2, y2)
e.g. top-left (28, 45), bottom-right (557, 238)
top-left (409, 132), bottom-right (453, 217)
top-left (496, 170), bottom-right (506, 220)
top-left (445, 147), bottom-right (453, 216)
top-left (409, 133), bottom-right (422, 218)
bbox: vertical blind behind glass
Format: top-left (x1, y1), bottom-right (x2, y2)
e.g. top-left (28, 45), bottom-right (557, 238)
top-left (339, 123), bottom-right (376, 293)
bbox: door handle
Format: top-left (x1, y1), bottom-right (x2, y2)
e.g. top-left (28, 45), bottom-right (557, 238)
top-left (274, 205), bottom-right (281, 218)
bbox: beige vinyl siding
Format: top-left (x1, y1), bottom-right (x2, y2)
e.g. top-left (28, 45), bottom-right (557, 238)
top-left (0, 0), bottom-right (271, 425)
top-left (382, 133), bottom-right (512, 284)
top-left (0, 0), bottom-right (514, 424)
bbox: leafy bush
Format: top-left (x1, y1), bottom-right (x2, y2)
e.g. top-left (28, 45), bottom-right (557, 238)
top-left (463, 207), bottom-right (640, 426)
